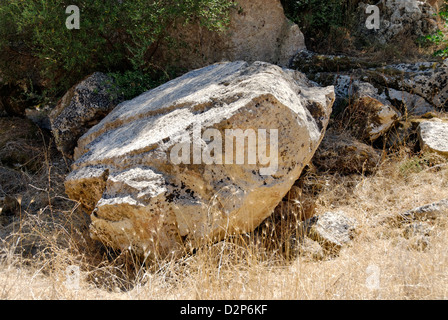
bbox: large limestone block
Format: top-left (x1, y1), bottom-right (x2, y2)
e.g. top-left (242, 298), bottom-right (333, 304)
top-left (66, 61), bottom-right (334, 259)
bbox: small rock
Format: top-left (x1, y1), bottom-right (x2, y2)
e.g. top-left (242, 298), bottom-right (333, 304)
top-left (325, 77), bottom-right (401, 142)
top-left (398, 198), bottom-right (448, 222)
top-left (306, 211), bottom-right (357, 254)
top-left (418, 120), bottom-right (448, 157)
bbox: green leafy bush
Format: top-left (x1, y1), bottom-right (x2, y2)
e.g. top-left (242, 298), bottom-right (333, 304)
top-left (0, 0), bottom-right (233, 100)
top-left (423, 0), bottom-right (448, 57)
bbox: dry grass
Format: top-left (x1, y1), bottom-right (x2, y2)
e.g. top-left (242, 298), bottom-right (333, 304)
top-left (1, 143), bottom-right (448, 300)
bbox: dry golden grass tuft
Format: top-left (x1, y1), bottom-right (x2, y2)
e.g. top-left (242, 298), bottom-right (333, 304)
top-left (1, 133), bottom-right (448, 299)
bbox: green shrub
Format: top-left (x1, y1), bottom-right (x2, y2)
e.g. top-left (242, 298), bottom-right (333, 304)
top-left (0, 0), bottom-right (233, 101)
top-left (422, 0), bottom-right (448, 57)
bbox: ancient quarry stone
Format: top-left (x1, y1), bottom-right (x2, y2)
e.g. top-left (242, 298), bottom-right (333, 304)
top-left (65, 61), bottom-right (335, 259)
top-left (291, 50), bottom-right (448, 113)
top-left (418, 120), bottom-right (448, 157)
top-left (167, 0), bottom-right (306, 68)
top-left (50, 72), bottom-right (123, 158)
top-left (352, 96), bottom-right (400, 142)
top-left (289, 49), bottom-right (381, 75)
top-left (386, 88), bottom-right (435, 116)
top-left (357, 0), bottom-right (438, 45)
top-left (226, 0), bottom-right (304, 66)
top-left (307, 211), bottom-right (357, 254)
top-left (312, 130), bottom-right (381, 174)
top-left (368, 61), bottom-right (448, 109)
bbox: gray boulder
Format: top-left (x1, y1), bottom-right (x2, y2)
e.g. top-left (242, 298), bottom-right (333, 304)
top-left (65, 61), bottom-right (334, 259)
top-left (50, 72), bottom-right (123, 158)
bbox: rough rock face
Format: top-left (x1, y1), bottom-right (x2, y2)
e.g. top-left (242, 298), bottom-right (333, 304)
top-left (290, 50), bottom-right (448, 112)
top-left (65, 61), bottom-right (335, 259)
top-left (398, 198), bottom-right (448, 221)
top-left (346, 81), bottom-right (401, 141)
top-left (306, 211), bottom-right (357, 254)
top-left (226, 0), bottom-right (305, 66)
top-left (418, 120), bottom-right (448, 156)
top-left (357, 0), bottom-right (438, 44)
top-left (313, 130), bottom-right (381, 174)
top-left (50, 72), bottom-right (123, 158)
top-left (372, 61), bottom-right (448, 109)
top-left (166, 0), bottom-right (306, 68)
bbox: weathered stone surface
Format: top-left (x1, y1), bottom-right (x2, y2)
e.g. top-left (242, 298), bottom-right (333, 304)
top-left (306, 211), bottom-right (357, 254)
top-left (166, 0), bottom-right (306, 69)
top-left (357, 0), bottom-right (438, 45)
top-left (49, 72), bottom-right (123, 158)
top-left (291, 50), bottom-right (448, 113)
top-left (398, 198), bottom-right (448, 221)
top-left (352, 96), bottom-right (400, 142)
top-left (66, 61), bottom-right (335, 259)
top-left (369, 61), bottom-right (448, 109)
top-left (313, 130), bottom-right (381, 174)
top-left (418, 120), bottom-right (448, 156)
top-left (289, 49), bottom-right (381, 75)
top-left (387, 88), bottom-right (435, 116)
